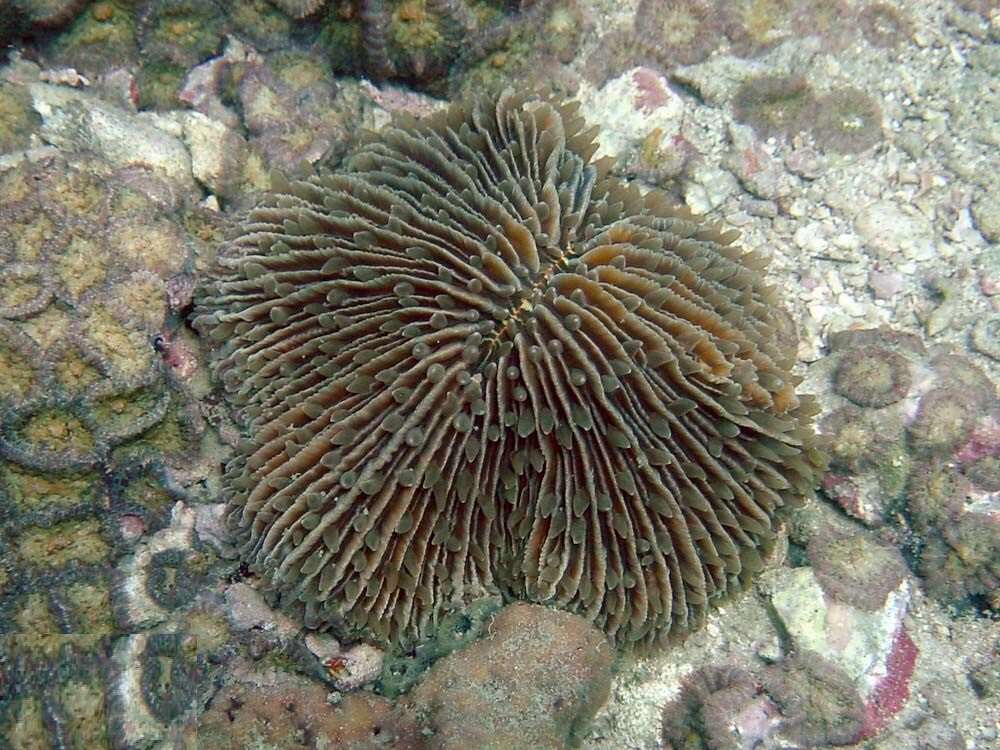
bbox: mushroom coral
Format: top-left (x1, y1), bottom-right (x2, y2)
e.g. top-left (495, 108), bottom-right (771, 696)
top-left (195, 91), bottom-right (823, 648)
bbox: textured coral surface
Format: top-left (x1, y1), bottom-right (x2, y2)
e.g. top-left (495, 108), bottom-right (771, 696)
top-left (2, 0), bottom-right (1000, 747)
top-left (196, 91), bottom-right (822, 649)
top-left (0, 153), bottom-right (218, 749)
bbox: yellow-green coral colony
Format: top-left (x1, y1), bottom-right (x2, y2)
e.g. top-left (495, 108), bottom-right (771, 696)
top-left (196, 92), bottom-right (823, 648)
top-left (0, 155), bottom-right (214, 745)
top-left (1, 0), bottom-right (570, 98)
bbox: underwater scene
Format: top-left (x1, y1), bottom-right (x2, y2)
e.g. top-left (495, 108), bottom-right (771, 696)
top-left (0, 0), bottom-right (998, 748)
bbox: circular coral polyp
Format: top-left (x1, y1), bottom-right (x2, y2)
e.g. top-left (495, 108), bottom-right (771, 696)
top-left (196, 91), bottom-right (823, 647)
top-left (808, 527), bottom-right (908, 611)
top-left (832, 346), bottom-right (911, 408)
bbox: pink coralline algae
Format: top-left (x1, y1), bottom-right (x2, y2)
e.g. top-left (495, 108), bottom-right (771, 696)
top-left (855, 625), bottom-right (918, 742)
top-left (954, 414), bottom-right (1000, 470)
top-left (631, 66), bottom-right (675, 113)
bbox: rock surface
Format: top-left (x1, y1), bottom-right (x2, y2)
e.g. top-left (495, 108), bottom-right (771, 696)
top-left (405, 603), bottom-right (614, 750)
top-left (29, 82), bottom-right (195, 191)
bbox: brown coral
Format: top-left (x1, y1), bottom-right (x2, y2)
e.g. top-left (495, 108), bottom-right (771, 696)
top-left (660, 664), bottom-right (774, 750)
top-left (920, 512), bottom-right (1000, 612)
top-left (820, 404), bottom-right (905, 475)
top-left (812, 88), bottom-right (884, 155)
top-left (732, 75), bottom-right (818, 142)
top-left (762, 650), bottom-right (865, 747)
top-left (908, 386), bottom-right (982, 456)
top-left (858, 3), bottom-right (912, 49)
top-left (905, 459), bottom-right (967, 533)
top-left (316, 0), bottom-right (553, 92)
top-left (832, 345), bottom-right (911, 408)
top-left (635, 0), bottom-right (723, 67)
top-left (196, 91), bottom-right (823, 648)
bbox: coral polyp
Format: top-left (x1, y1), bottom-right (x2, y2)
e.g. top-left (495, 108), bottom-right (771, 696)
top-left (833, 346), bottom-right (911, 408)
top-left (858, 3), bottom-right (912, 49)
top-left (761, 650), bottom-right (866, 747)
top-left (812, 88), bottom-right (884, 155)
top-left (660, 664), bottom-right (771, 750)
top-left (314, 0), bottom-right (567, 92)
top-left (810, 325), bottom-right (1000, 615)
top-left (136, 0), bottom-right (227, 69)
top-left (908, 386), bottom-right (983, 456)
top-left (920, 513), bottom-right (1000, 613)
top-left (635, 0), bottom-right (721, 67)
top-left (732, 75), bottom-right (817, 142)
top-left (807, 527), bottom-right (908, 611)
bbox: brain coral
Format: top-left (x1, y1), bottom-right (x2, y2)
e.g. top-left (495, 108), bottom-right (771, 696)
top-left (195, 91), bottom-right (823, 648)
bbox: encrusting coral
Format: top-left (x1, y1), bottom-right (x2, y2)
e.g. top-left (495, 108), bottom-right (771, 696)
top-left (732, 75), bottom-right (884, 155)
top-left (832, 343), bottom-right (911, 408)
top-left (858, 2), bottom-right (913, 49)
top-left (809, 326), bottom-right (1000, 613)
top-left (807, 526), bottom-right (908, 611)
top-left (920, 512), bottom-right (1000, 612)
top-left (0, 153), bottom-right (217, 747)
top-left (196, 90), bottom-right (824, 649)
top-left (761, 650), bottom-right (866, 747)
top-left (812, 87), bottom-right (884, 155)
top-left (634, 0), bottom-right (722, 68)
top-left (19, 0), bottom-right (578, 98)
top-left (660, 664), bottom-right (771, 750)
top-left (732, 74), bottom-right (818, 142)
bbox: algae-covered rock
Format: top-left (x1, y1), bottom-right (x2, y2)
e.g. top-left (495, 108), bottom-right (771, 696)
top-left (404, 602), bottom-right (614, 750)
top-left (28, 82), bottom-right (197, 192)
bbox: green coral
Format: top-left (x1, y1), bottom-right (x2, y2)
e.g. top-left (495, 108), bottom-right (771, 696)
top-left (226, 0), bottom-right (295, 50)
top-left (137, 0), bottom-right (226, 68)
top-left (135, 61), bottom-right (187, 111)
top-left (315, 13), bottom-right (364, 75)
top-left (733, 74), bottom-right (818, 140)
top-left (46, 0), bottom-right (137, 75)
top-left (0, 152), bottom-right (211, 746)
